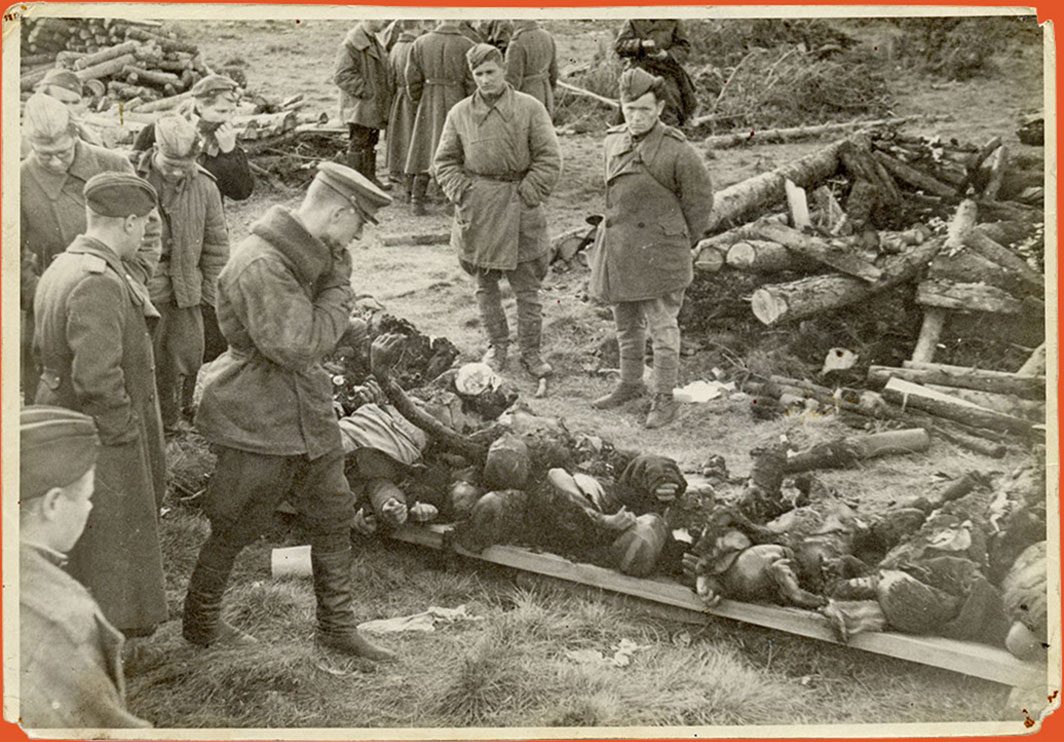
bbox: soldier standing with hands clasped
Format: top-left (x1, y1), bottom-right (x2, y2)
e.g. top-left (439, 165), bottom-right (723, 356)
top-left (434, 43), bottom-right (562, 379)
top-left (589, 68), bottom-right (713, 429)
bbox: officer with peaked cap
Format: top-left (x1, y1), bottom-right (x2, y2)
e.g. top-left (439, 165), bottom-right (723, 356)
top-left (588, 67), bottom-right (713, 429)
top-left (32, 173), bottom-right (169, 639)
top-left (19, 406), bottom-right (152, 730)
top-left (189, 162), bottom-right (398, 661)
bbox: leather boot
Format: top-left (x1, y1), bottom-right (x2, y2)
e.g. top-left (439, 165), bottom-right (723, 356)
top-left (366, 149), bottom-right (390, 191)
top-left (411, 174), bottom-right (429, 216)
top-left (645, 393), bottom-right (680, 429)
top-left (520, 353), bottom-right (552, 379)
top-left (396, 174), bottom-right (413, 205)
top-left (592, 381), bottom-right (646, 410)
top-left (183, 536), bottom-right (258, 648)
top-left (312, 535), bottom-right (397, 661)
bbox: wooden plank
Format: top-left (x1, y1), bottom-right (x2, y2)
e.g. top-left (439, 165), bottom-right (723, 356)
top-left (390, 523), bottom-right (1042, 687)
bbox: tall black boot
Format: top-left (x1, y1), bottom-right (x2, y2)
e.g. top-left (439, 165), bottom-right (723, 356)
top-left (311, 533), bottom-right (397, 661)
top-left (182, 533), bottom-right (257, 647)
top-left (366, 149), bottom-right (390, 191)
top-left (411, 173), bottom-right (429, 216)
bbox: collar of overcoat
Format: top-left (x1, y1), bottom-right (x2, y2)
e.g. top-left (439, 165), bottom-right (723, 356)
top-left (345, 24), bottom-right (383, 60)
top-left (606, 121), bottom-right (666, 183)
top-left (27, 139), bottom-right (102, 201)
top-left (251, 205), bottom-right (333, 286)
top-left (511, 20), bottom-right (538, 36)
top-left (471, 84), bottom-right (516, 126)
top-left (433, 21), bottom-right (463, 35)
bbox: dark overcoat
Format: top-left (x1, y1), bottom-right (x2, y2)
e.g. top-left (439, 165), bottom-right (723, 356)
top-left (589, 122), bottom-right (714, 304)
top-left (32, 235), bottom-right (168, 634)
top-left (386, 30), bottom-right (418, 175)
top-left (505, 22), bottom-right (559, 116)
top-left (195, 206), bottom-right (353, 460)
top-left (404, 22), bottom-right (475, 174)
top-left (614, 19), bottom-right (698, 125)
top-left (334, 24), bottom-right (393, 130)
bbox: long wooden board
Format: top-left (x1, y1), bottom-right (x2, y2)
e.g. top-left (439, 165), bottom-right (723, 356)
top-left (391, 523), bottom-right (1043, 688)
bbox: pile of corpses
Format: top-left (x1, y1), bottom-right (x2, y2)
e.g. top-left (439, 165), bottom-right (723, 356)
top-left (326, 310), bottom-right (1047, 663)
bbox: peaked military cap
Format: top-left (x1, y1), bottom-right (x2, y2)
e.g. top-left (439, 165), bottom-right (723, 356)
top-left (21, 406), bottom-right (100, 501)
top-left (84, 172), bottom-right (158, 217)
top-left (191, 74), bottom-right (239, 99)
top-left (618, 67), bottom-right (664, 102)
top-left (466, 42), bottom-right (503, 69)
top-left (315, 161), bottom-right (392, 224)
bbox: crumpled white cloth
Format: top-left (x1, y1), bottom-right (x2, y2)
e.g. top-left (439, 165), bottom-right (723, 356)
top-left (564, 638), bottom-right (649, 668)
top-left (357, 605), bottom-right (482, 634)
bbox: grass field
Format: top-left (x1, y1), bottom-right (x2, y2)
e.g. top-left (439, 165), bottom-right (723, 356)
top-left (119, 14), bottom-right (1048, 731)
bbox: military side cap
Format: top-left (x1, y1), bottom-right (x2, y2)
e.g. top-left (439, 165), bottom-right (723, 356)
top-left (84, 172), bottom-right (158, 217)
top-left (35, 68), bottom-right (83, 97)
top-left (466, 42), bottom-right (503, 69)
top-left (315, 161), bottom-right (391, 224)
top-left (191, 73), bottom-right (239, 99)
top-left (21, 406), bottom-right (100, 501)
top-left (619, 67), bottom-right (664, 102)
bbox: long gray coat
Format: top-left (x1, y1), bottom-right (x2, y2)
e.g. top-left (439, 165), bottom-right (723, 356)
top-left (589, 122), bottom-right (714, 304)
top-left (386, 30), bottom-right (418, 175)
top-left (505, 22), bottom-right (559, 116)
top-left (33, 235), bottom-right (168, 634)
top-left (335, 24), bottom-right (393, 129)
top-left (404, 22), bottom-right (475, 174)
top-left (434, 85), bottom-right (561, 272)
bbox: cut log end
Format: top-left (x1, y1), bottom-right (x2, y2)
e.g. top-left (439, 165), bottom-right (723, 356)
top-left (751, 288), bottom-right (788, 326)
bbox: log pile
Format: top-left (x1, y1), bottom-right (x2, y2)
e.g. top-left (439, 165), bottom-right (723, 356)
top-left (21, 17), bottom-right (211, 109)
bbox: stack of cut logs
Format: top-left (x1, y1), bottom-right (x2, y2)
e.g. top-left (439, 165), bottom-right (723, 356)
top-left (21, 17), bottom-right (213, 110)
top-left (692, 123), bottom-right (1046, 453)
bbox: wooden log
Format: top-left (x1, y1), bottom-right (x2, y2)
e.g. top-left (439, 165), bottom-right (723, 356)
top-left (910, 309), bottom-right (946, 364)
top-left (754, 222), bottom-right (882, 282)
top-left (557, 80), bottom-right (619, 110)
top-left (983, 144), bottom-right (1009, 200)
top-left (55, 50), bottom-right (87, 68)
top-left (125, 27), bottom-right (199, 55)
top-left (916, 279), bottom-right (1023, 314)
top-left (839, 137), bottom-right (902, 206)
top-left (380, 232), bottom-right (450, 247)
top-left (976, 199), bottom-right (1043, 223)
top-left (872, 150), bottom-right (956, 198)
top-left (881, 378), bottom-right (1035, 436)
top-left (701, 115), bottom-right (953, 149)
top-left (868, 362), bottom-right (1045, 400)
top-left (784, 179), bottom-right (811, 229)
top-left (21, 52), bottom-right (56, 67)
top-left (783, 429), bottom-right (930, 472)
top-left (132, 89), bottom-right (193, 113)
top-left (693, 245), bottom-right (726, 272)
top-left (706, 138), bottom-right (848, 233)
top-left (726, 240), bottom-right (811, 273)
top-left (965, 228), bottom-right (1043, 294)
top-left (121, 64), bottom-right (181, 87)
top-left (923, 384), bottom-right (1044, 422)
top-left (390, 523), bottom-right (1042, 687)
top-left (73, 40), bottom-right (139, 70)
top-left (697, 213), bottom-right (788, 252)
top-left (750, 237), bottom-right (944, 325)
top-left (20, 65), bottom-right (53, 91)
top-left (1016, 343), bottom-right (1046, 377)
top-left (928, 248), bottom-right (1036, 298)
top-left (75, 53), bottom-right (136, 81)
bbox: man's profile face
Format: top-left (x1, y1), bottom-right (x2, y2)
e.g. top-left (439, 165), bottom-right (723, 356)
top-left (325, 205), bottom-right (367, 251)
top-left (472, 60), bottom-right (506, 97)
top-left (32, 134), bottom-right (77, 175)
top-left (622, 91), bottom-right (665, 136)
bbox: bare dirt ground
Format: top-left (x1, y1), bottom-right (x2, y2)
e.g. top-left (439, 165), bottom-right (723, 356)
top-left (130, 17), bottom-right (1048, 729)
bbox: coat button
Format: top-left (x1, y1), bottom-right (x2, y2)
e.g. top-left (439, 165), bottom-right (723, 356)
top-left (605, 218), bottom-right (613, 228)
top-left (637, 221), bottom-right (646, 228)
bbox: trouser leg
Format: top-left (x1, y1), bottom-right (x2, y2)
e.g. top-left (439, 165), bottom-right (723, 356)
top-left (411, 173), bottom-right (429, 215)
top-left (508, 254), bottom-right (548, 361)
top-left (643, 290), bottom-right (685, 395)
top-left (153, 304), bottom-right (204, 429)
top-left (474, 270), bottom-right (509, 351)
top-left (612, 301), bottom-right (648, 385)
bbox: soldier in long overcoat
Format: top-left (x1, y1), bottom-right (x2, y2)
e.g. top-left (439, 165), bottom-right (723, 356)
top-left (20, 94), bottom-right (159, 403)
top-left (32, 173), bottom-right (168, 638)
top-left (386, 20), bottom-right (420, 203)
top-left (614, 19), bottom-right (698, 127)
top-left (137, 115), bottom-right (229, 432)
top-left (588, 69), bottom-right (713, 429)
top-left (434, 43), bottom-right (561, 379)
top-left (334, 19), bottom-right (393, 184)
top-left (404, 20), bottom-right (476, 214)
top-left (19, 406), bottom-right (152, 729)
top-left (505, 20), bottom-right (559, 116)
